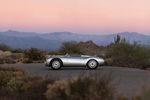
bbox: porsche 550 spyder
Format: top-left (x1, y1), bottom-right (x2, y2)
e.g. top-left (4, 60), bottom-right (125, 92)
top-left (45, 54), bottom-right (105, 70)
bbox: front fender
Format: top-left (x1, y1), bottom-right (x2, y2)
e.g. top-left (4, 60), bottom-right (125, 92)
top-left (45, 58), bottom-right (53, 66)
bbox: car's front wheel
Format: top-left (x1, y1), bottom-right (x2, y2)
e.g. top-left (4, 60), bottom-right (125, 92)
top-left (50, 59), bottom-right (62, 70)
top-left (87, 59), bottom-right (98, 69)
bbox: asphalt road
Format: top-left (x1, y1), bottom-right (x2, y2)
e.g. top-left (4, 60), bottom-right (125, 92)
top-left (1, 63), bottom-right (150, 98)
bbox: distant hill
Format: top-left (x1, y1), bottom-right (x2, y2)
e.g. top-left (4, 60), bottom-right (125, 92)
top-left (0, 30), bottom-right (150, 49)
top-left (0, 30), bottom-right (38, 37)
top-left (0, 34), bottom-right (61, 49)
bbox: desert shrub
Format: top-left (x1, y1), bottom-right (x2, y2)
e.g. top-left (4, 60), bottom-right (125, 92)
top-left (24, 48), bottom-right (46, 63)
top-left (10, 53), bottom-right (23, 59)
top-left (105, 58), bottom-right (114, 66)
top-left (4, 57), bottom-right (16, 64)
top-left (0, 67), bottom-right (27, 90)
top-left (45, 75), bottom-right (114, 100)
top-left (12, 48), bottom-right (24, 53)
top-left (117, 96), bottom-right (128, 100)
top-left (0, 52), bottom-right (23, 64)
top-left (17, 76), bottom-right (54, 100)
top-left (45, 80), bottom-right (68, 100)
top-left (23, 58), bottom-right (33, 63)
top-left (0, 58), bottom-right (5, 64)
top-left (0, 43), bottom-right (12, 51)
top-left (59, 41), bottom-right (82, 54)
top-left (0, 66), bottom-right (54, 100)
top-left (48, 50), bottom-right (60, 55)
top-left (108, 41), bottom-right (150, 69)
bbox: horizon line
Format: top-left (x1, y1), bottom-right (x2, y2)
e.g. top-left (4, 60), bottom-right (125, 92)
top-left (0, 29), bottom-right (149, 36)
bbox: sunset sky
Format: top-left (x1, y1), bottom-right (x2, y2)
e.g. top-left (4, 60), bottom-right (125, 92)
top-left (0, 0), bottom-right (150, 34)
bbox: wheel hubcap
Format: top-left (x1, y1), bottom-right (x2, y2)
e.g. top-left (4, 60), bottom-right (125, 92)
top-left (52, 61), bottom-right (60, 69)
top-left (88, 60), bottom-right (97, 68)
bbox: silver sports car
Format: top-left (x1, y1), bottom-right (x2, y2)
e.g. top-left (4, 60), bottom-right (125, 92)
top-left (45, 54), bottom-right (105, 70)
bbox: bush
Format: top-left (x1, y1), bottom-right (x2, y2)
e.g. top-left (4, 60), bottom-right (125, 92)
top-left (0, 58), bottom-right (5, 64)
top-left (0, 67), bottom-right (27, 89)
top-left (59, 41), bottom-right (82, 54)
top-left (0, 43), bottom-right (12, 51)
top-left (0, 66), bottom-right (54, 100)
top-left (12, 48), bottom-right (24, 53)
top-left (0, 51), bottom-right (23, 64)
top-left (23, 58), bottom-right (33, 63)
top-left (105, 58), bottom-right (114, 66)
top-left (107, 41), bottom-right (150, 69)
top-left (45, 75), bottom-right (114, 100)
top-left (48, 50), bottom-right (60, 55)
top-left (24, 48), bottom-right (46, 63)
top-left (117, 96), bottom-right (128, 100)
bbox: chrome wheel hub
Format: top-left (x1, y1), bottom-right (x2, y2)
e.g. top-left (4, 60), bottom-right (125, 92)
top-left (52, 61), bottom-right (60, 69)
top-left (88, 60), bottom-right (97, 68)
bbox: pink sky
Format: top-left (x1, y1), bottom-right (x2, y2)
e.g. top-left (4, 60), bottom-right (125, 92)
top-left (0, 0), bottom-right (150, 34)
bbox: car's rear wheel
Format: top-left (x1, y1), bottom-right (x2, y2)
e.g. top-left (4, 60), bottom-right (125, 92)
top-left (51, 59), bottom-right (62, 70)
top-left (87, 59), bottom-right (98, 69)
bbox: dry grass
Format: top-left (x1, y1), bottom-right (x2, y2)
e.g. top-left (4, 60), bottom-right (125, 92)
top-left (0, 51), bottom-right (23, 64)
top-left (0, 66), bottom-right (54, 100)
top-left (45, 75), bottom-right (115, 100)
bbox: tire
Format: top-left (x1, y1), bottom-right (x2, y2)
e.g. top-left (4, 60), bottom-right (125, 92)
top-left (50, 59), bottom-right (62, 70)
top-left (87, 59), bottom-right (98, 69)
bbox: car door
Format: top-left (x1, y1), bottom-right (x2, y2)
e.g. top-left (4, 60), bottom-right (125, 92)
top-left (65, 56), bottom-right (84, 66)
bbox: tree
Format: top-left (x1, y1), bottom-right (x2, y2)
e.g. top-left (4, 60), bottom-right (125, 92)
top-left (0, 43), bottom-right (12, 51)
top-left (114, 35), bottom-right (121, 44)
top-left (59, 41), bottom-right (82, 54)
top-left (24, 48), bottom-right (46, 61)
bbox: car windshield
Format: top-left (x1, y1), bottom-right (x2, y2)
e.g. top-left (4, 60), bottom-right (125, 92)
top-left (65, 54), bottom-right (81, 57)
top-left (71, 55), bottom-right (81, 57)
top-left (70, 54), bottom-right (81, 57)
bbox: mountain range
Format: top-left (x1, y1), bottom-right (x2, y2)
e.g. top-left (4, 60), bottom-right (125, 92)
top-left (0, 30), bottom-right (150, 50)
